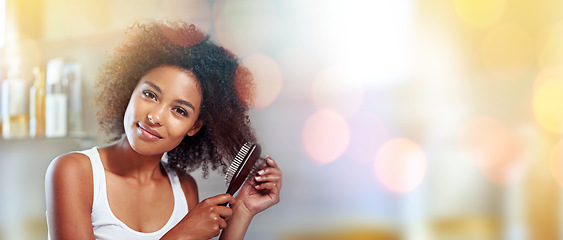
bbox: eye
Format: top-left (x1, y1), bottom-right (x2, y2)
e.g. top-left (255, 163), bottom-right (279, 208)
top-left (143, 90), bottom-right (157, 100)
top-left (173, 107), bottom-right (188, 117)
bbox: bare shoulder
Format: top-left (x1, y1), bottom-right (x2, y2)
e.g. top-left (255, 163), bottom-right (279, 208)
top-left (46, 152), bottom-right (93, 183)
top-left (45, 151), bottom-right (94, 202)
top-left (176, 170), bottom-right (198, 195)
top-left (175, 170), bottom-right (199, 210)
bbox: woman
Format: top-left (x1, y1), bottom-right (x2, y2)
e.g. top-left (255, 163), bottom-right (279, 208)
top-left (45, 20), bottom-right (282, 240)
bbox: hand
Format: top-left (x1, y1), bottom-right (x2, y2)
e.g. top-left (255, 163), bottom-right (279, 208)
top-left (236, 156), bottom-right (282, 216)
top-left (163, 194), bottom-right (235, 240)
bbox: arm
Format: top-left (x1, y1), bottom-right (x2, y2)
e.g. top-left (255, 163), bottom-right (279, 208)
top-left (217, 200), bottom-right (253, 240)
top-left (219, 156), bottom-right (282, 240)
top-left (45, 153), bottom-right (95, 240)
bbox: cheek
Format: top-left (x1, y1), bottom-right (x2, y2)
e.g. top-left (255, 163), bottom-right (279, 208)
top-left (170, 121), bottom-right (192, 137)
top-left (167, 119), bottom-right (196, 139)
top-left (123, 96), bottom-right (145, 126)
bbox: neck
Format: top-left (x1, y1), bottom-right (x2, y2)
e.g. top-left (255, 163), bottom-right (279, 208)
top-left (103, 137), bottom-right (166, 183)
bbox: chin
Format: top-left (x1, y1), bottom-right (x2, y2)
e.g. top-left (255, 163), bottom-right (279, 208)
top-left (131, 139), bottom-right (181, 157)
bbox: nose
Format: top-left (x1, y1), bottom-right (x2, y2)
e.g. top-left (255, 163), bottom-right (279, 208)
top-left (147, 105), bottom-right (166, 125)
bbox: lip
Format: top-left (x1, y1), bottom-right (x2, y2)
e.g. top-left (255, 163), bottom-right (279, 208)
top-left (137, 123), bottom-right (163, 140)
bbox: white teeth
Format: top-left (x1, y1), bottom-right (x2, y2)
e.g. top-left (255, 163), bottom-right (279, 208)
top-left (225, 142), bottom-right (252, 185)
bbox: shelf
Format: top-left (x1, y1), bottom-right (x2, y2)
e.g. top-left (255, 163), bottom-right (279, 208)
top-left (0, 135), bottom-right (97, 152)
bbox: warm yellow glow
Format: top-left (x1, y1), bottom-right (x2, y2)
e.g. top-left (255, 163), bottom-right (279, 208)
top-left (533, 80), bottom-right (563, 133)
top-left (302, 109), bottom-right (350, 164)
top-left (241, 53), bottom-right (283, 109)
top-left (454, 0), bottom-right (505, 28)
top-left (532, 66), bottom-right (563, 90)
top-left (311, 66), bottom-right (364, 118)
top-left (549, 140), bottom-right (563, 187)
top-left (538, 20), bottom-right (563, 69)
top-left (481, 23), bottom-right (535, 81)
top-left (43, 0), bottom-right (113, 39)
top-left (456, 115), bottom-right (525, 184)
top-left (374, 138), bottom-right (427, 194)
top-left (212, 0), bottom-right (277, 57)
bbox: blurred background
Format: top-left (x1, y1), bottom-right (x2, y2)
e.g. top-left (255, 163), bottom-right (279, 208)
top-left (1, 0), bottom-right (563, 239)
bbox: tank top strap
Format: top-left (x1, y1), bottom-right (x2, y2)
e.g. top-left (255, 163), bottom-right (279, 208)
top-left (76, 147), bottom-right (104, 209)
top-left (162, 163), bottom-right (189, 213)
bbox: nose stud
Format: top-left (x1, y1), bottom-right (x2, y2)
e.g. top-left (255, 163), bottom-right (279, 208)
top-left (148, 114), bottom-right (153, 122)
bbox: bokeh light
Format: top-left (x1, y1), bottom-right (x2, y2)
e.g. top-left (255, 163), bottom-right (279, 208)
top-left (346, 111), bottom-right (389, 164)
top-left (533, 79), bottom-right (563, 133)
top-left (241, 53), bottom-right (283, 109)
top-left (157, 0), bottom-right (212, 33)
top-left (549, 139), bottom-right (563, 187)
top-left (212, 0), bottom-right (277, 57)
top-left (532, 66), bottom-right (563, 90)
top-left (374, 138), bottom-right (427, 194)
top-left (481, 23), bottom-right (534, 81)
top-left (456, 115), bottom-right (525, 184)
top-left (454, 0), bottom-right (505, 28)
top-left (311, 66), bottom-right (364, 118)
top-left (302, 109), bottom-right (351, 164)
top-left (538, 20), bottom-right (563, 69)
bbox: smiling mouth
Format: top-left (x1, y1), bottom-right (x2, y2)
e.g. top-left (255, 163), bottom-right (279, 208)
top-left (137, 123), bottom-right (163, 140)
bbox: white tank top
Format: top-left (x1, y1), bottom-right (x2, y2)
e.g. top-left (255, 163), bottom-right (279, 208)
top-left (83, 147), bottom-right (189, 239)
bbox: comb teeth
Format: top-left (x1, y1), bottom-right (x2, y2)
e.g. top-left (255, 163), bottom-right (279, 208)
top-left (225, 142), bottom-right (252, 185)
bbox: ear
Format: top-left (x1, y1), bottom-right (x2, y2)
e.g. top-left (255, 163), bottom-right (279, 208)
top-left (187, 120), bottom-right (203, 136)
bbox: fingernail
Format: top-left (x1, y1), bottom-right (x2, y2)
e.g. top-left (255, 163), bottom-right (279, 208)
top-left (258, 170), bottom-right (265, 175)
top-left (255, 176), bottom-right (261, 181)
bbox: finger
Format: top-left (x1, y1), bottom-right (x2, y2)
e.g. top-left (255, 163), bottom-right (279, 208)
top-left (255, 173), bottom-right (281, 183)
top-left (257, 166), bottom-right (282, 177)
top-left (207, 193), bottom-right (236, 205)
top-left (265, 156), bottom-right (279, 168)
top-left (214, 205), bottom-right (233, 219)
top-left (217, 217), bottom-right (228, 229)
top-left (255, 181), bottom-right (281, 192)
top-left (256, 167), bottom-right (282, 180)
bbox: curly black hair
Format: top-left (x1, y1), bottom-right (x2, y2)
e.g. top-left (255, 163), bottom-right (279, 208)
top-left (93, 20), bottom-right (257, 177)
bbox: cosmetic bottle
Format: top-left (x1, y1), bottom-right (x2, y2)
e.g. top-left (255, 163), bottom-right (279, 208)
top-left (29, 67), bottom-right (46, 138)
top-left (45, 58), bottom-right (67, 138)
top-left (1, 66), bottom-right (30, 139)
top-left (63, 62), bottom-right (83, 137)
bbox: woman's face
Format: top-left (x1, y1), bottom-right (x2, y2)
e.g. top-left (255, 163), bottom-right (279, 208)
top-left (123, 65), bottom-right (203, 156)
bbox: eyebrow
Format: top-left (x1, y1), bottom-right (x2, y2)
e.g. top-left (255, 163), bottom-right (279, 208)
top-left (176, 99), bottom-right (196, 111)
top-left (143, 81), bottom-right (196, 111)
top-left (144, 81), bottom-right (162, 94)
